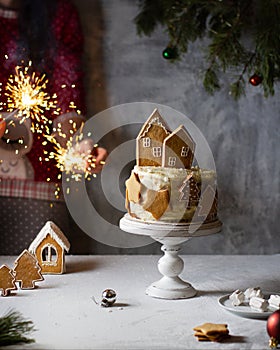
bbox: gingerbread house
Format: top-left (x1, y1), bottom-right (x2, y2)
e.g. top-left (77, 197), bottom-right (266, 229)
top-left (136, 109), bottom-right (195, 169)
top-left (28, 221), bottom-right (70, 274)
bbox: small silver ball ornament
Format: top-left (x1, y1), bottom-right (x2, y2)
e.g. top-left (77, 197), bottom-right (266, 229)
top-left (101, 289), bottom-right (116, 307)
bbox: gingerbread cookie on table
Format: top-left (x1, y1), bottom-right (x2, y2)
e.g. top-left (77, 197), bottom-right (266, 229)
top-left (0, 264), bottom-right (17, 296)
top-left (193, 322), bottom-right (230, 342)
top-left (13, 250), bottom-right (44, 289)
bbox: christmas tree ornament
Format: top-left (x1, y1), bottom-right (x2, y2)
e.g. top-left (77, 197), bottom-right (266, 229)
top-left (162, 46), bottom-right (178, 60)
top-left (249, 74), bottom-right (263, 86)
top-left (101, 289), bottom-right (117, 307)
top-left (267, 310), bottom-right (280, 349)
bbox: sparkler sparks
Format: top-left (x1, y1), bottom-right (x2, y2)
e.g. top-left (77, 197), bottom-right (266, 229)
top-left (0, 58), bottom-right (105, 197)
top-left (44, 123), bottom-right (100, 182)
top-left (5, 62), bottom-right (57, 132)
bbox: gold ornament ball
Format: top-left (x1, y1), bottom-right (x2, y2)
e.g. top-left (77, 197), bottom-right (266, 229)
top-left (269, 337), bottom-right (278, 349)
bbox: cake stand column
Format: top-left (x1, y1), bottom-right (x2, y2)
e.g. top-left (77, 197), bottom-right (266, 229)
top-left (119, 214), bottom-right (221, 299)
top-left (146, 236), bottom-right (197, 299)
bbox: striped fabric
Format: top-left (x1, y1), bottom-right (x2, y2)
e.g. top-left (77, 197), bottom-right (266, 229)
top-left (0, 178), bottom-right (64, 202)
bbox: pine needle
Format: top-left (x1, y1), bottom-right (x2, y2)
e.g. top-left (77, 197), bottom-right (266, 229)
top-left (0, 309), bottom-right (35, 346)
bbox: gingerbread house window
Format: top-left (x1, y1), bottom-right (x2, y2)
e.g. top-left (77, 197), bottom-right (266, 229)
top-left (181, 146), bottom-right (189, 157)
top-left (168, 157), bottom-right (176, 167)
top-left (143, 137), bottom-right (151, 147)
top-left (42, 244), bottom-right (58, 265)
top-left (152, 147), bottom-right (162, 157)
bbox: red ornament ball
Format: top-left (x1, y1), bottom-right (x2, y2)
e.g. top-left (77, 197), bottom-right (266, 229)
top-left (267, 310), bottom-right (280, 341)
top-left (249, 74), bottom-right (263, 86)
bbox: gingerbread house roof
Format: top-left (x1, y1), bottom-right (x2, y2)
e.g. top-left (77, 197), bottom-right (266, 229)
top-left (164, 124), bottom-right (195, 151)
top-left (29, 221), bottom-right (70, 254)
top-left (137, 108), bottom-right (171, 139)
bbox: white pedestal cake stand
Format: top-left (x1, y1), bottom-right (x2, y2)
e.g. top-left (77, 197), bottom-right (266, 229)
top-left (119, 214), bottom-right (222, 300)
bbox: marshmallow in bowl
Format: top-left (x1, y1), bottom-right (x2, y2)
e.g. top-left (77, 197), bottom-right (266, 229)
top-left (244, 287), bottom-right (264, 300)
top-left (268, 295), bottom-right (280, 309)
top-left (249, 296), bottom-right (268, 312)
top-left (229, 289), bottom-right (245, 306)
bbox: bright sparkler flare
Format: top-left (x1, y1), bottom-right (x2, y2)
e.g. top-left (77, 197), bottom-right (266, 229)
top-left (5, 62), bottom-right (57, 132)
top-left (44, 124), bottom-right (98, 182)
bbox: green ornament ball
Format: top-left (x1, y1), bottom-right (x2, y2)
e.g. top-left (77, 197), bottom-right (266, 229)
top-left (162, 46), bottom-right (178, 60)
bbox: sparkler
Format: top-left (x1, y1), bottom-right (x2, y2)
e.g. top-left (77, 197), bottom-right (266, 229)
top-left (43, 122), bottom-right (103, 184)
top-left (4, 62), bottom-right (57, 133)
top-left (0, 58), bottom-right (105, 195)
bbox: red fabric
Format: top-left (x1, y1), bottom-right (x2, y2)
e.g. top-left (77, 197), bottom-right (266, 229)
top-left (0, 0), bottom-right (86, 182)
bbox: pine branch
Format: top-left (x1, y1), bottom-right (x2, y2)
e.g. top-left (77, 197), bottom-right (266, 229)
top-left (134, 0), bottom-right (280, 99)
top-left (230, 52), bottom-right (256, 99)
top-left (164, 1), bottom-right (209, 53)
top-left (230, 79), bottom-right (245, 100)
top-left (134, 0), bottom-right (165, 36)
top-left (0, 309), bottom-right (35, 346)
top-left (203, 68), bottom-right (220, 94)
top-left (253, 0), bottom-right (280, 96)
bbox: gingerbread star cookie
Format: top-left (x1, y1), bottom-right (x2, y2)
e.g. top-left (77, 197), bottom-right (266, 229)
top-left (193, 322), bottom-right (230, 342)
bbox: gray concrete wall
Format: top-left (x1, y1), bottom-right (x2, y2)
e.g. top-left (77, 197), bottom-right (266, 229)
top-left (72, 0), bottom-right (280, 254)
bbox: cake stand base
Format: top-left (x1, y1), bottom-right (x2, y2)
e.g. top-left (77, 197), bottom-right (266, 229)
top-left (146, 278), bottom-right (196, 299)
top-left (119, 214), bottom-right (222, 300)
top-left (145, 236), bottom-right (197, 299)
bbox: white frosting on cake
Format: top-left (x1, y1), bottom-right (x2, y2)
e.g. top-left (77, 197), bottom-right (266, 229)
top-left (126, 166), bottom-right (217, 223)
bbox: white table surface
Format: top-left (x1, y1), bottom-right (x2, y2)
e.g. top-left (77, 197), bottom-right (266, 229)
top-left (0, 254), bottom-right (279, 349)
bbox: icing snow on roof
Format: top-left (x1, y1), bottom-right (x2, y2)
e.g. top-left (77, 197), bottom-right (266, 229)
top-left (29, 221), bottom-right (70, 253)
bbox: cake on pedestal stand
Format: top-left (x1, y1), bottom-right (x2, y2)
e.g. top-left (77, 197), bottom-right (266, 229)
top-left (119, 214), bottom-right (222, 300)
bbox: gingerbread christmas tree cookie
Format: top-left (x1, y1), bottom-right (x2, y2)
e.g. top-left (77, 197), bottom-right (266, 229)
top-left (0, 265), bottom-right (17, 296)
top-left (13, 250), bottom-right (44, 289)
